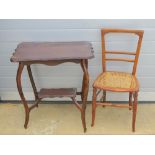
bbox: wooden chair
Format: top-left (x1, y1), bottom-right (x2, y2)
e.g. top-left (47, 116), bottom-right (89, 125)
top-left (91, 28), bottom-right (144, 132)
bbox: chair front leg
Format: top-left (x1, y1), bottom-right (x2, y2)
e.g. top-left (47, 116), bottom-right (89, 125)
top-left (132, 91), bottom-right (138, 132)
top-left (91, 87), bottom-right (97, 127)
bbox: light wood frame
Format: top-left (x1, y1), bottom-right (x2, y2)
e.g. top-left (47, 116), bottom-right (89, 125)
top-left (92, 28), bottom-right (144, 132)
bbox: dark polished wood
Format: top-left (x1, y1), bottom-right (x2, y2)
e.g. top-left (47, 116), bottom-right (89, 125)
top-left (16, 63), bottom-right (30, 128)
top-left (38, 88), bottom-right (77, 99)
top-left (27, 65), bottom-right (39, 102)
top-left (12, 42), bottom-right (93, 132)
top-left (71, 97), bottom-right (82, 112)
top-left (11, 42), bottom-right (94, 132)
top-left (16, 60), bottom-right (90, 132)
top-left (11, 42), bottom-right (94, 62)
top-left (80, 59), bottom-right (89, 132)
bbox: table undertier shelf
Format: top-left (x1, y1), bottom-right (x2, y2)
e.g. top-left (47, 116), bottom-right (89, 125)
top-left (38, 88), bottom-right (77, 99)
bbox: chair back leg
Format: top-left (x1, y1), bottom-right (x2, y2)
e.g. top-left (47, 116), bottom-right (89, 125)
top-left (132, 92), bottom-right (138, 132)
top-left (129, 92), bottom-right (133, 110)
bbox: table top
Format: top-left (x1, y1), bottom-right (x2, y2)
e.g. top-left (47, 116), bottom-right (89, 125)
top-left (10, 42), bottom-right (94, 62)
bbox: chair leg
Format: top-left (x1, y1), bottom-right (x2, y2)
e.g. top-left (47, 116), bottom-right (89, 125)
top-left (91, 87), bottom-right (97, 127)
top-left (132, 92), bottom-right (138, 132)
top-left (129, 92), bottom-right (132, 110)
top-left (102, 90), bottom-right (106, 107)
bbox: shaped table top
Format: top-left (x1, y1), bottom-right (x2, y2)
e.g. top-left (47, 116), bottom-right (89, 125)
top-left (11, 42), bottom-right (94, 62)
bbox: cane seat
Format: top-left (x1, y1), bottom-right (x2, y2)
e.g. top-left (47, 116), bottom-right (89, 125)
top-left (93, 71), bottom-right (139, 92)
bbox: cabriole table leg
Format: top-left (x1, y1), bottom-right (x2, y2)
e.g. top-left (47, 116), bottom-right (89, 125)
top-left (81, 59), bottom-right (89, 132)
top-left (27, 65), bottom-right (39, 107)
top-left (16, 63), bottom-right (30, 129)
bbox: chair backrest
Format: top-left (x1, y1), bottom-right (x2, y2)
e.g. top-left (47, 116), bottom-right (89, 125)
top-left (101, 28), bottom-right (144, 75)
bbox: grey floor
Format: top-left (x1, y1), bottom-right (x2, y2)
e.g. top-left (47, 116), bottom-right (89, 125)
top-left (0, 103), bottom-right (155, 134)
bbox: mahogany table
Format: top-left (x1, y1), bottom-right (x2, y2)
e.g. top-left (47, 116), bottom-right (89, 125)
top-left (10, 42), bottom-right (94, 132)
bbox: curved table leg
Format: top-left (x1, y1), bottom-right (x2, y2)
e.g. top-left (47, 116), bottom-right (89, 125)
top-left (80, 59), bottom-right (89, 132)
top-left (16, 63), bottom-right (30, 129)
top-left (71, 97), bottom-right (82, 112)
top-left (27, 65), bottom-right (39, 107)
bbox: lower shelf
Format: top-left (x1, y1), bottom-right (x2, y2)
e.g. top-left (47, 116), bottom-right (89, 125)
top-left (38, 88), bottom-right (77, 99)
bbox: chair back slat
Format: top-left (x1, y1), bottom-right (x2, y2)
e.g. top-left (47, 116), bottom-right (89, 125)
top-left (101, 28), bottom-right (144, 75)
top-left (105, 58), bottom-right (135, 62)
top-left (106, 51), bottom-right (136, 55)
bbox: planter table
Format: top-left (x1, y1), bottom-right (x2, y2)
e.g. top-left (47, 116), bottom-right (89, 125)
top-left (10, 42), bottom-right (94, 132)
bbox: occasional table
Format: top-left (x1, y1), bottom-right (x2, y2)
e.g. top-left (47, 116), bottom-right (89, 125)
top-left (10, 42), bottom-right (94, 132)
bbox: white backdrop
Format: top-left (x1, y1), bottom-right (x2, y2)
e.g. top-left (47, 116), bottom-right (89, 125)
top-left (0, 19), bottom-right (155, 101)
